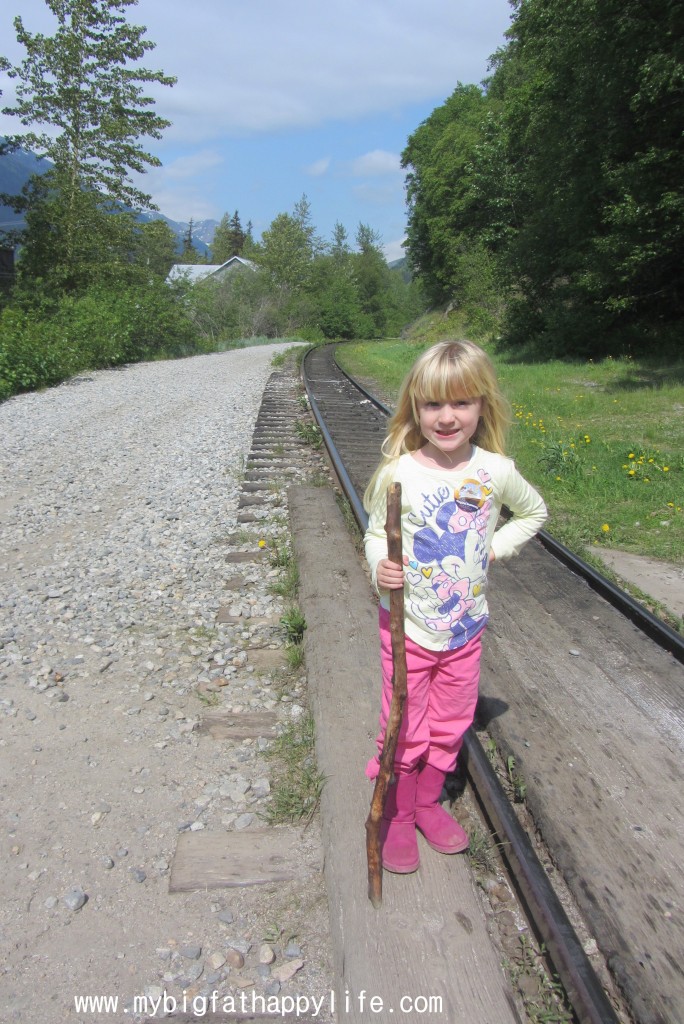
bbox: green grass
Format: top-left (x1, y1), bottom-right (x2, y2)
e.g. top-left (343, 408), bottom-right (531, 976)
top-left (336, 339), bottom-right (684, 568)
top-left (263, 712), bottom-right (324, 824)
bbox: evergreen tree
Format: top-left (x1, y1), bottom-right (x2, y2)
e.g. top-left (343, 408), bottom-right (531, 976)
top-left (180, 218), bottom-right (203, 263)
top-left (211, 213), bottom-right (232, 264)
top-left (331, 221), bottom-right (351, 260)
top-left (212, 209), bottom-right (247, 262)
top-left (228, 210), bottom-right (246, 255)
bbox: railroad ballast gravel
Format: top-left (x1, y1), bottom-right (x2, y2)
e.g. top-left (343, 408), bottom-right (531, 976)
top-left (0, 345), bottom-right (335, 1022)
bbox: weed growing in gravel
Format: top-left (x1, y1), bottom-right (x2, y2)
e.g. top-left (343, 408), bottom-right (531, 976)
top-left (264, 712), bottom-right (324, 824)
top-left (268, 562), bottom-right (299, 601)
top-left (507, 755), bottom-right (527, 803)
top-left (195, 689), bottom-right (219, 707)
top-left (505, 935), bottom-right (573, 1024)
top-left (334, 492), bottom-right (365, 555)
top-left (295, 419), bottom-right (323, 449)
top-left (230, 527), bottom-right (253, 546)
top-left (285, 643), bottom-right (306, 672)
top-left (280, 606), bottom-right (307, 645)
top-left (270, 344), bottom-right (306, 368)
top-left (262, 922), bottom-right (298, 946)
top-left (189, 625), bottom-right (217, 642)
top-left (268, 539), bottom-right (293, 568)
top-left (467, 824), bottom-right (498, 878)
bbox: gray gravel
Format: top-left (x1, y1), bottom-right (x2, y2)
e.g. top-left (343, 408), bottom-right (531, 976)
top-left (0, 345), bottom-right (335, 1022)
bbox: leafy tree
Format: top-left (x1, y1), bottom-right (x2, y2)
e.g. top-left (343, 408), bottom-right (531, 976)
top-left (134, 217), bottom-right (178, 279)
top-left (0, 0), bottom-right (175, 290)
top-left (352, 223), bottom-right (393, 337)
top-left (483, 0), bottom-right (684, 354)
top-left (256, 194), bottom-right (321, 292)
top-left (306, 220), bottom-right (365, 338)
top-left (402, 84), bottom-right (497, 309)
top-left (10, 170), bottom-right (143, 292)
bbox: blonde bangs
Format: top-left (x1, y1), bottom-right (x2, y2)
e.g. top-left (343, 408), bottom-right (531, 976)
top-left (363, 339), bottom-right (511, 510)
top-left (412, 361), bottom-right (479, 408)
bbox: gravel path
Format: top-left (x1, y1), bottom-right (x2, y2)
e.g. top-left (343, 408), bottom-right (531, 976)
top-left (0, 346), bottom-right (334, 1022)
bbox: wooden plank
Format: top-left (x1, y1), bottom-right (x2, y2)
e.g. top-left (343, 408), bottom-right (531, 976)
top-left (199, 710), bottom-right (277, 740)
top-left (482, 544), bottom-right (684, 1024)
top-left (225, 550), bottom-right (266, 563)
top-left (247, 648), bottom-right (288, 672)
top-left (289, 486), bottom-right (520, 1024)
top-left (169, 829), bottom-right (303, 892)
top-left (223, 575), bottom-right (247, 590)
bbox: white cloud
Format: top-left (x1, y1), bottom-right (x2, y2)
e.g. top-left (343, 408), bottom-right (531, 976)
top-left (350, 150), bottom-right (402, 177)
top-left (0, 0), bottom-right (512, 142)
top-left (384, 237), bottom-right (407, 263)
top-left (353, 180), bottom-right (404, 206)
top-left (163, 150), bottom-right (224, 180)
top-left (148, 185), bottom-right (219, 223)
top-left (0, 0), bottom-right (513, 243)
top-left (305, 157), bottom-right (331, 177)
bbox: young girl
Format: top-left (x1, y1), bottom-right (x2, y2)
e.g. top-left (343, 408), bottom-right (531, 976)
top-left (364, 339), bottom-right (547, 873)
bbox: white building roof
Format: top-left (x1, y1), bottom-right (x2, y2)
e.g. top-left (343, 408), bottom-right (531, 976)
top-left (166, 256), bottom-right (257, 285)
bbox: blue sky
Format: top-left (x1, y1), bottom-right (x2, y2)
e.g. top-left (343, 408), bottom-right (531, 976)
top-left (0, 0), bottom-right (513, 260)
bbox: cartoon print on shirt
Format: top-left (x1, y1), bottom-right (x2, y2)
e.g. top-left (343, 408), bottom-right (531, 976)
top-left (408, 470), bottom-right (493, 649)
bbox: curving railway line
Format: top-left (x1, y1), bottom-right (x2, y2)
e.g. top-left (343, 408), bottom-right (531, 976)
top-left (301, 343), bottom-right (684, 1024)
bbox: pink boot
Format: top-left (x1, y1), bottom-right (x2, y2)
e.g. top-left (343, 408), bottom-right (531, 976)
top-left (415, 763), bottom-right (468, 853)
top-left (380, 768), bottom-right (419, 873)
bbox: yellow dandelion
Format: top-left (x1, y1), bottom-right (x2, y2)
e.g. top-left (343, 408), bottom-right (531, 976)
top-left (663, 466), bottom-right (670, 472)
top-left (628, 453), bottom-right (635, 459)
top-left (628, 469), bottom-right (636, 476)
top-left (258, 539), bottom-right (266, 548)
top-left (601, 524), bottom-right (610, 533)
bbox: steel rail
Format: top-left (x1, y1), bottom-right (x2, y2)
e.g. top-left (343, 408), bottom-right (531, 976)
top-left (302, 343), bottom-right (621, 1024)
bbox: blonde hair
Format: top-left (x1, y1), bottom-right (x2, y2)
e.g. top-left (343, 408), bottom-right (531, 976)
top-left (364, 339), bottom-right (510, 509)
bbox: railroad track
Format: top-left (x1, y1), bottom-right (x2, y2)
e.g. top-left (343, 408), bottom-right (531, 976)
top-left (301, 342), bottom-right (684, 1024)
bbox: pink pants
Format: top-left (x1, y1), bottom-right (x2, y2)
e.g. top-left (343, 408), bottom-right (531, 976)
top-left (365, 607), bottom-right (482, 780)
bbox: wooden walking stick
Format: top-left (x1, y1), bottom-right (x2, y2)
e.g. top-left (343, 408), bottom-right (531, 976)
top-left (365, 482), bottom-right (408, 908)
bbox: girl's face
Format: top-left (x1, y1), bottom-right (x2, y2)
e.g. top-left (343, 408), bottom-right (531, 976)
top-left (416, 396), bottom-right (483, 466)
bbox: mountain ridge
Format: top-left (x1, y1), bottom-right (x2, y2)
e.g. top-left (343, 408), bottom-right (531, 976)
top-left (0, 142), bottom-right (217, 254)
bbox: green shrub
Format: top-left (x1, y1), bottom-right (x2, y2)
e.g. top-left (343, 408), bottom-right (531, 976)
top-left (0, 281), bottom-right (197, 399)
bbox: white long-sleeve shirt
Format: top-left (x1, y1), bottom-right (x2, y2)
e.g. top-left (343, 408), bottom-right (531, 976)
top-left (364, 447), bottom-right (548, 651)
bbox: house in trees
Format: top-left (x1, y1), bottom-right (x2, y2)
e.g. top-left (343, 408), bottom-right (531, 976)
top-left (166, 255), bottom-right (256, 285)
